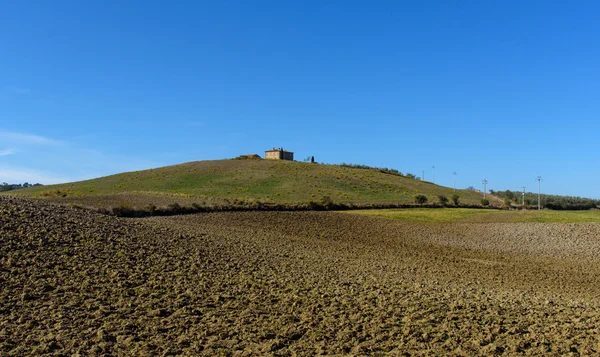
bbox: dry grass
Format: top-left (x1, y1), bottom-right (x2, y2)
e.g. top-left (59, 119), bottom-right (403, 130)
top-left (2, 197), bottom-right (600, 355)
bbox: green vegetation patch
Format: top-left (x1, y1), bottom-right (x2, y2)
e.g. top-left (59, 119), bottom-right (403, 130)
top-left (344, 208), bottom-right (493, 223)
top-left (345, 208), bottom-right (600, 223)
top-left (496, 210), bottom-right (600, 223)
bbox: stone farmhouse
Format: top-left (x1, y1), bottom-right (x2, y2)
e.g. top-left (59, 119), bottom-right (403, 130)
top-left (265, 147), bottom-right (294, 161)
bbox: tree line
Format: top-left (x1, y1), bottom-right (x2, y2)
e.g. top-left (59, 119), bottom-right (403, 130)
top-left (339, 163), bottom-right (426, 181)
top-left (0, 182), bottom-right (43, 192)
top-left (490, 189), bottom-right (599, 210)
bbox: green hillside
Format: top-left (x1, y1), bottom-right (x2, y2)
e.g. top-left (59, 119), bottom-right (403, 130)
top-left (7, 159), bottom-right (499, 209)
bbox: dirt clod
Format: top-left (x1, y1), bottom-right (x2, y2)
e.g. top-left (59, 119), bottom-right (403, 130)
top-left (3, 196), bottom-right (600, 355)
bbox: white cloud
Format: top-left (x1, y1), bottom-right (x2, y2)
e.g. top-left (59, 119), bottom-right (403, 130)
top-left (0, 149), bottom-right (15, 156)
top-left (0, 131), bottom-right (166, 184)
top-left (0, 165), bottom-right (71, 184)
top-left (62, 148), bottom-right (163, 178)
top-left (0, 130), bottom-right (62, 146)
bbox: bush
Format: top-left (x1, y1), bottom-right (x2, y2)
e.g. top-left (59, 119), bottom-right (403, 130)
top-left (320, 195), bottom-right (334, 207)
top-left (167, 202), bottom-right (182, 214)
top-left (481, 198), bottom-right (490, 207)
top-left (339, 163), bottom-right (404, 177)
top-left (307, 200), bottom-right (325, 210)
top-left (545, 202), bottom-right (596, 210)
top-left (438, 195), bottom-right (449, 206)
top-left (451, 194), bottom-right (460, 206)
top-left (111, 204), bottom-right (145, 217)
top-left (415, 194), bottom-right (428, 204)
top-left (232, 154), bottom-right (261, 160)
top-left (146, 204), bottom-right (157, 215)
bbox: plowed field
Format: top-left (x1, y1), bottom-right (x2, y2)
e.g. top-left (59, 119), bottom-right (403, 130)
top-left (2, 196), bottom-right (600, 356)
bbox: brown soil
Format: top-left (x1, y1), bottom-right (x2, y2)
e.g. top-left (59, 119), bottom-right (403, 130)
top-left (2, 197), bottom-right (600, 356)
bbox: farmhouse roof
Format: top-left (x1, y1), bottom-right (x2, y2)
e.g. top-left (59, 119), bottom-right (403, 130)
top-left (265, 147), bottom-right (294, 153)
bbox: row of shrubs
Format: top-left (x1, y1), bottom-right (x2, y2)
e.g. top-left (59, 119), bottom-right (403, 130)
top-left (545, 202), bottom-right (598, 210)
top-left (92, 195), bottom-right (497, 218)
top-left (339, 163), bottom-right (404, 177)
top-left (413, 194), bottom-right (479, 206)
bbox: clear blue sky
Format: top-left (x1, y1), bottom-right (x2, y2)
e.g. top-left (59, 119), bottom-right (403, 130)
top-left (1, 1), bottom-right (599, 197)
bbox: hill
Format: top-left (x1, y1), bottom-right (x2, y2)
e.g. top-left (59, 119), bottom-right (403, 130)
top-left (7, 159), bottom-right (499, 210)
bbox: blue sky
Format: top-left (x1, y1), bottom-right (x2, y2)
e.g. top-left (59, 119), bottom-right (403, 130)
top-left (1, 1), bottom-right (599, 197)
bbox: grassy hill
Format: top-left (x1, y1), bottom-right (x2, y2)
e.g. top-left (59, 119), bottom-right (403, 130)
top-left (7, 159), bottom-right (499, 210)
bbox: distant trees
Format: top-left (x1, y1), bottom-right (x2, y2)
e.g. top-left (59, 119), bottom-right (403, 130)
top-left (233, 154), bottom-right (261, 160)
top-left (0, 182), bottom-right (43, 192)
top-left (544, 202), bottom-right (597, 210)
top-left (415, 194), bottom-right (428, 204)
top-left (493, 189), bottom-right (600, 210)
top-left (451, 194), bottom-right (460, 206)
top-left (339, 163), bottom-right (403, 177)
top-left (438, 195), bottom-right (449, 206)
top-left (503, 190), bottom-right (516, 201)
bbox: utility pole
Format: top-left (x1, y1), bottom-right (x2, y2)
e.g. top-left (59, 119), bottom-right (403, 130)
top-left (482, 179), bottom-right (488, 199)
top-left (432, 165), bottom-right (435, 184)
top-left (422, 170), bottom-right (425, 181)
top-left (536, 176), bottom-right (542, 210)
top-left (453, 172), bottom-right (457, 192)
top-left (522, 186), bottom-right (526, 205)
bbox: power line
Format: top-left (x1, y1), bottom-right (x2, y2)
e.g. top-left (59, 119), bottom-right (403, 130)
top-left (453, 172), bottom-right (457, 192)
top-left (536, 176), bottom-right (543, 210)
top-left (482, 179), bottom-right (488, 199)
